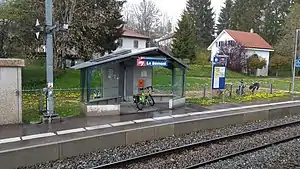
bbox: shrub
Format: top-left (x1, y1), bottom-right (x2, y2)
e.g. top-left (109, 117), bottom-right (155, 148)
top-left (195, 48), bottom-right (210, 67)
top-left (270, 55), bottom-right (290, 77)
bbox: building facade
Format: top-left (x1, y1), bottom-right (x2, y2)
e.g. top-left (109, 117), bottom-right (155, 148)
top-left (207, 29), bottom-right (274, 76)
top-left (116, 29), bottom-right (149, 50)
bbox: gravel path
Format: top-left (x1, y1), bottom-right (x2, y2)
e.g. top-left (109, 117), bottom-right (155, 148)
top-left (200, 138), bottom-right (300, 169)
top-left (117, 123), bottom-right (300, 169)
top-left (20, 114), bottom-right (300, 169)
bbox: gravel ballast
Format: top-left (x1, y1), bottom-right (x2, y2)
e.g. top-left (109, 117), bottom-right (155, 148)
top-left (115, 123), bottom-right (300, 169)
top-left (200, 138), bottom-right (300, 169)
top-left (20, 114), bottom-right (300, 169)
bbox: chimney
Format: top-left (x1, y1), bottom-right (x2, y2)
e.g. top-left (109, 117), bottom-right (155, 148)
top-left (250, 28), bottom-right (254, 33)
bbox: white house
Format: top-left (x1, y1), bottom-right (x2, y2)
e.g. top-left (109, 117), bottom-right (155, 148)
top-left (116, 29), bottom-right (150, 50)
top-left (66, 29), bottom-right (150, 67)
top-left (207, 29), bottom-right (274, 76)
top-left (154, 32), bottom-right (175, 51)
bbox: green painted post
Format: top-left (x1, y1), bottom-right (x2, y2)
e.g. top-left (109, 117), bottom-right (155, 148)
top-left (80, 69), bottom-right (86, 102)
top-left (182, 69), bottom-right (186, 97)
top-left (86, 68), bottom-right (92, 103)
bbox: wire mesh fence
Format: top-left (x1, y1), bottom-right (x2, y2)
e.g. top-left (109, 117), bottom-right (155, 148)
top-left (22, 88), bottom-right (82, 122)
top-left (22, 81), bottom-right (292, 119)
top-left (21, 81), bottom-right (292, 123)
top-left (183, 82), bottom-right (290, 99)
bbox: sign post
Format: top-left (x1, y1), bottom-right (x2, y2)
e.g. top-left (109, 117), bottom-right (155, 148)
top-left (34, 3), bottom-right (69, 123)
top-left (292, 29), bottom-right (300, 99)
top-left (211, 55), bottom-right (228, 100)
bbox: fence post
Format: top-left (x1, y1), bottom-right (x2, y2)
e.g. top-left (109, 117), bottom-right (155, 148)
top-left (39, 89), bottom-right (44, 114)
top-left (229, 84), bottom-right (232, 98)
top-left (269, 83), bottom-right (273, 94)
top-left (203, 84), bottom-right (206, 98)
top-left (289, 82), bottom-right (292, 93)
top-left (222, 89), bottom-right (225, 103)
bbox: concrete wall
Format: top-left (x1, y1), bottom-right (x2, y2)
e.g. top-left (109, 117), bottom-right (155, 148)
top-left (0, 59), bottom-right (24, 125)
top-left (169, 97), bottom-right (186, 109)
top-left (80, 103), bottom-right (120, 116)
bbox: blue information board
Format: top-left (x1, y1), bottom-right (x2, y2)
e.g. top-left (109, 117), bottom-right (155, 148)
top-left (211, 55), bottom-right (228, 90)
top-left (296, 59), bottom-right (300, 68)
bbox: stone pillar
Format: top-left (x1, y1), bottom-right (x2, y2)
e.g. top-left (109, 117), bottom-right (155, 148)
top-left (0, 59), bottom-right (25, 125)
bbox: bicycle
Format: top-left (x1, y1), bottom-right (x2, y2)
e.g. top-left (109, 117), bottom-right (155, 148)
top-left (236, 80), bottom-right (246, 95)
top-left (216, 84), bottom-right (232, 97)
top-left (133, 86), bottom-right (155, 110)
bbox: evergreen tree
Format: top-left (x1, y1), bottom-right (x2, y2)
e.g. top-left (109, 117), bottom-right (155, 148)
top-left (186, 0), bottom-right (215, 49)
top-left (230, 0), bottom-right (265, 33)
top-left (261, 0), bottom-right (294, 45)
top-left (275, 3), bottom-right (300, 58)
top-left (172, 11), bottom-right (196, 61)
top-left (217, 0), bottom-right (233, 35)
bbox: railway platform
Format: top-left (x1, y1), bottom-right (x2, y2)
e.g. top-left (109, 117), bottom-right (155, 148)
top-left (0, 98), bottom-right (291, 141)
top-left (0, 98), bottom-right (299, 169)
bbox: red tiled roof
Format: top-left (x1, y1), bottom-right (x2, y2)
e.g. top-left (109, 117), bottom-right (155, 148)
top-left (122, 29), bottom-right (150, 39)
top-left (225, 29), bottom-right (273, 49)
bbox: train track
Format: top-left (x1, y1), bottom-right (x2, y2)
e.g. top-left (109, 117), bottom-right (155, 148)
top-left (91, 120), bottom-right (300, 169)
top-left (185, 134), bottom-right (300, 169)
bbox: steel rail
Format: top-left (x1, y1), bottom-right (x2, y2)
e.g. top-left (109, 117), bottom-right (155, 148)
top-left (185, 134), bottom-right (300, 169)
top-left (90, 120), bottom-right (300, 169)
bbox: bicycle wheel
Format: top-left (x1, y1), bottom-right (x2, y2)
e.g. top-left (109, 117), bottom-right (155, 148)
top-left (136, 95), bottom-right (145, 110)
top-left (147, 94), bottom-right (155, 106)
top-left (136, 101), bottom-right (144, 110)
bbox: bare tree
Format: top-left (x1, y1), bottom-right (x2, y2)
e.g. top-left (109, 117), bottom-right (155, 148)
top-left (154, 12), bottom-right (172, 37)
top-left (125, 0), bottom-right (161, 38)
top-left (122, 3), bottom-right (136, 30)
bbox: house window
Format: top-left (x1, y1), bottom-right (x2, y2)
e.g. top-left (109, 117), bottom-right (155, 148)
top-left (134, 40), bottom-right (139, 48)
top-left (220, 41), bottom-right (225, 47)
top-left (118, 39), bottom-right (123, 47)
top-left (228, 40), bottom-right (236, 46)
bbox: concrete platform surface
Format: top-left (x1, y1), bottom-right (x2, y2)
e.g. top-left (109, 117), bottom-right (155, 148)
top-left (0, 99), bottom-right (299, 151)
top-left (1, 99), bottom-right (300, 169)
top-left (0, 103), bottom-right (205, 140)
top-left (0, 97), bottom-right (290, 141)
top-left (0, 97), bottom-right (297, 141)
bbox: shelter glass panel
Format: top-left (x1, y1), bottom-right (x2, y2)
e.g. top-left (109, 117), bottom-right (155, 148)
top-left (173, 67), bottom-right (183, 98)
top-left (89, 67), bottom-right (103, 100)
top-left (101, 65), bottom-right (120, 98)
top-left (152, 67), bottom-right (172, 95)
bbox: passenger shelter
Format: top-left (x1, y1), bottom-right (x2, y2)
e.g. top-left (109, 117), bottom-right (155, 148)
top-left (72, 47), bottom-right (189, 116)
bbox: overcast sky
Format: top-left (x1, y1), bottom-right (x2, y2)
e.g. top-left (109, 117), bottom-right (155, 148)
top-left (126, 0), bottom-right (226, 26)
